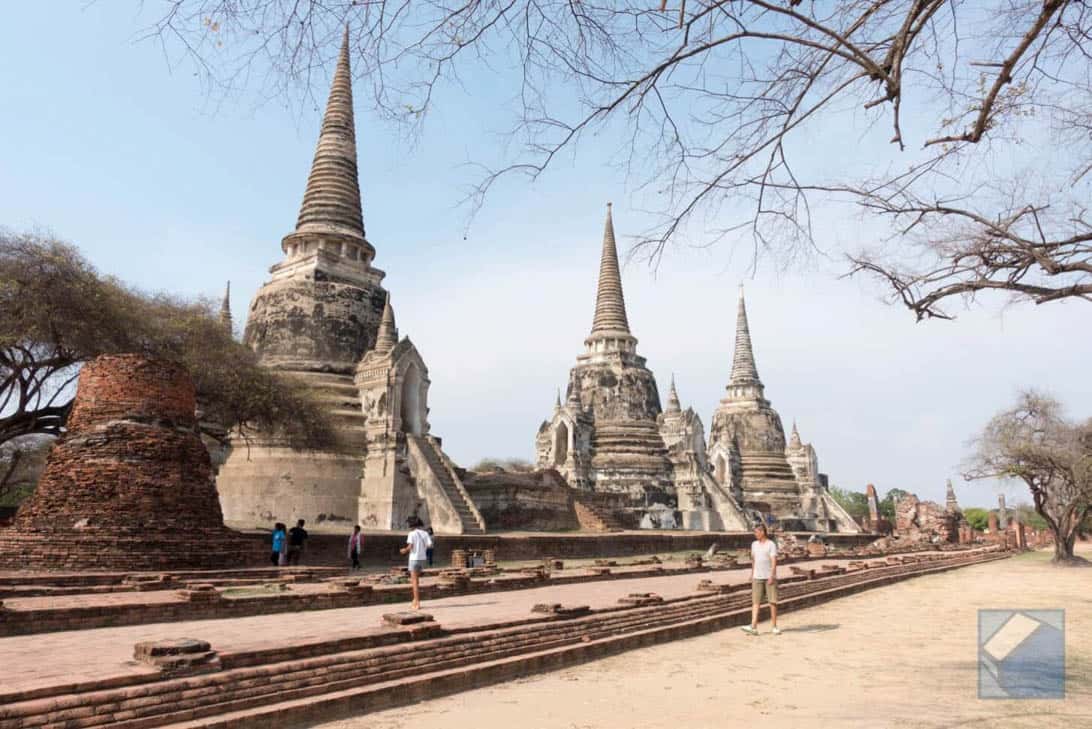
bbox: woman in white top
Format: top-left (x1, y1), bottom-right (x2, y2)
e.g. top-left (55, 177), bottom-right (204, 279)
top-left (399, 515), bottom-right (433, 609)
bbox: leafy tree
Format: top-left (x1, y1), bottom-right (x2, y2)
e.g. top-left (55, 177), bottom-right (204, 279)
top-left (877, 487), bottom-right (909, 521)
top-left (962, 507), bottom-right (990, 532)
top-left (965, 391), bottom-right (1091, 565)
top-left (147, 1), bottom-right (1091, 320)
top-left (0, 231), bottom-right (334, 500)
top-left (830, 486), bottom-right (869, 524)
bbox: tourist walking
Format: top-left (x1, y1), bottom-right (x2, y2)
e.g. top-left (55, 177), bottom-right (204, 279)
top-left (400, 516), bottom-right (432, 610)
top-left (742, 523), bottom-right (780, 635)
top-left (287, 519), bottom-right (309, 565)
top-left (348, 525), bottom-right (364, 570)
top-left (426, 526), bottom-right (435, 567)
top-left (270, 523), bottom-right (287, 567)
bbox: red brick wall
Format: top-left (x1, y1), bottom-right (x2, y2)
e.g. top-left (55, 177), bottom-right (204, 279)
top-left (67, 355), bottom-right (197, 431)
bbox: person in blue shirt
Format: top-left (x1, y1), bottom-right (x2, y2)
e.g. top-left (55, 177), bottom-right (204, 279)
top-left (270, 522), bottom-right (287, 567)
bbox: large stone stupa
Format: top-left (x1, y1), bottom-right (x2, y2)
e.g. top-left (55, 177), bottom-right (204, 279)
top-left (216, 28), bottom-right (482, 533)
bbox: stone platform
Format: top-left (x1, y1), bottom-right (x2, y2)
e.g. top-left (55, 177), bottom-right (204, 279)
top-left (0, 546), bottom-right (1008, 728)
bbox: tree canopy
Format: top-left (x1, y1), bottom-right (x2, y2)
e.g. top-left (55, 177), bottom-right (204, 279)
top-left (0, 231), bottom-right (335, 498)
top-left (965, 390), bottom-right (1091, 564)
top-left (877, 487), bottom-right (908, 521)
top-left (962, 507), bottom-right (990, 532)
top-left (830, 485), bottom-right (869, 523)
top-left (147, 1), bottom-right (1092, 320)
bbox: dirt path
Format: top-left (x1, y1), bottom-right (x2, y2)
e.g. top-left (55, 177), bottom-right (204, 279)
top-left (319, 546), bottom-right (1091, 729)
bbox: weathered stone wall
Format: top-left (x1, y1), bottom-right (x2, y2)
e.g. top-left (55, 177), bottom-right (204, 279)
top-left (244, 276), bottom-right (386, 373)
top-left (266, 529), bottom-right (880, 567)
top-left (0, 355), bottom-right (250, 570)
top-left (569, 361), bottom-right (662, 422)
top-left (894, 492), bottom-right (959, 543)
top-left (218, 446), bottom-right (365, 530)
top-left (462, 469), bottom-right (580, 531)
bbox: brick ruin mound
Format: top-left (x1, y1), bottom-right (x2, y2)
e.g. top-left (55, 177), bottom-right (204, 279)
top-left (0, 354), bottom-right (254, 570)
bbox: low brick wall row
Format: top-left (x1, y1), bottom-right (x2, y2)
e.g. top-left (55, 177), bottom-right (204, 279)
top-left (0, 548), bottom-right (1008, 729)
top-left (0, 560), bottom-right (749, 637)
top-left (0, 545), bottom-right (973, 637)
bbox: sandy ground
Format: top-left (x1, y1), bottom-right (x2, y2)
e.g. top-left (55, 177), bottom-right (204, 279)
top-left (319, 546), bottom-right (1092, 729)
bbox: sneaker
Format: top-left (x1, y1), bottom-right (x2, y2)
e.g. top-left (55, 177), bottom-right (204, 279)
top-left (771, 627), bottom-right (782, 635)
top-left (741, 625), bottom-right (758, 635)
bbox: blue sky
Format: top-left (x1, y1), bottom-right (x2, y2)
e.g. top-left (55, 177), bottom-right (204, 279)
top-left (2, 3), bottom-right (1089, 510)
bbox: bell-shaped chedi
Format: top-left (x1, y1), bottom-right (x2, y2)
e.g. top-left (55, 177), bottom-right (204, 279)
top-left (217, 27), bottom-right (383, 529)
top-left (707, 287), bottom-right (802, 517)
top-left (536, 204), bottom-right (674, 506)
top-left (0, 354), bottom-right (250, 570)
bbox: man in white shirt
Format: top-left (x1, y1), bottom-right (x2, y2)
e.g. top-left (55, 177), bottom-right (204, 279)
top-left (741, 523), bottom-right (781, 635)
top-left (399, 515), bottom-right (433, 610)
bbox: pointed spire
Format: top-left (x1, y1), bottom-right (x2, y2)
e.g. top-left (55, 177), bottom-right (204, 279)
top-left (665, 374), bottom-right (681, 413)
top-left (374, 293), bottom-right (398, 353)
top-left (946, 479), bottom-right (960, 513)
top-left (554, 388), bottom-right (562, 411)
top-left (588, 203), bottom-right (632, 338)
top-left (219, 281), bottom-right (232, 333)
top-left (728, 286), bottom-right (763, 392)
top-left (789, 420), bottom-right (802, 448)
top-left (293, 25), bottom-right (366, 242)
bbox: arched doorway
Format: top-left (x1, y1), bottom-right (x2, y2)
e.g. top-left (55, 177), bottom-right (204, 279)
top-left (401, 364), bottom-right (422, 435)
top-left (553, 422), bottom-right (569, 466)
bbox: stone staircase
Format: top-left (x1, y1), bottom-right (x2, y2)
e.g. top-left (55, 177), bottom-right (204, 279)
top-left (572, 493), bottom-right (623, 532)
top-left (408, 435), bottom-right (486, 534)
top-left (701, 474), bottom-right (754, 532)
top-left (288, 371), bottom-right (367, 443)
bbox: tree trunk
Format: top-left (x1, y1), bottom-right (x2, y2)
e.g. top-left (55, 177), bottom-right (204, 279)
top-left (1050, 524), bottom-right (1087, 566)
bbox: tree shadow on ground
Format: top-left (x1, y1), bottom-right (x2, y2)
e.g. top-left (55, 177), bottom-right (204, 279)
top-left (780, 623), bottom-right (840, 633)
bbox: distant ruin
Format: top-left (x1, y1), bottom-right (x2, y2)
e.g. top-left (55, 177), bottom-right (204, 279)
top-left (535, 213), bottom-right (859, 532)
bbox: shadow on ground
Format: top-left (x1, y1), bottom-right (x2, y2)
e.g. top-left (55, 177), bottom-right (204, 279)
top-left (780, 623), bottom-right (840, 633)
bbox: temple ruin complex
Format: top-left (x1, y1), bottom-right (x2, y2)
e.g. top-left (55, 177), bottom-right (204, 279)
top-left (202, 28), bottom-right (861, 537)
top-left (215, 29), bottom-right (483, 534)
top-left (536, 208), bottom-right (857, 532)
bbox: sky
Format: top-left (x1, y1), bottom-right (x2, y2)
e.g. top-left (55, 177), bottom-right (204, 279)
top-left (1, 4), bottom-right (1089, 510)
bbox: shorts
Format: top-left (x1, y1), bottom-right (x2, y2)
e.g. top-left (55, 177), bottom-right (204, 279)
top-left (752, 578), bottom-right (778, 604)
top-left (409, 559), bottom-right (428, 574)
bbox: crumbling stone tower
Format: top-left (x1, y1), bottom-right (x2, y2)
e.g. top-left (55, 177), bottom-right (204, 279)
top-left (0, 355), bottom-right (249, 570)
